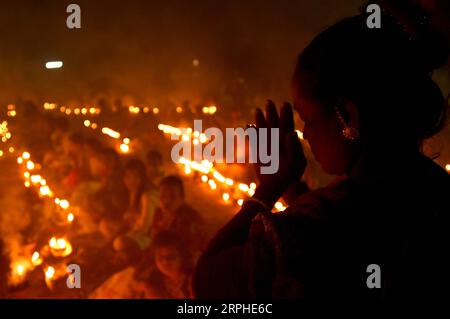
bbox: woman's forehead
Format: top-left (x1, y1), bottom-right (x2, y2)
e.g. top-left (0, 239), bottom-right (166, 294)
top-left (294, 88), bottom-right (330, 122)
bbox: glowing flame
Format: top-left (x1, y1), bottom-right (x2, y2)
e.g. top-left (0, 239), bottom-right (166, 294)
top-left (213, 171), bottom-right (226, 183)
top-left (45, 266), bottom-right (55, 279)
top-left (49, 237), bottom-right (73, 257)
top-left (225, 178), bottom-right (234, 186)
top-left (26, 161), bottom-right (35, 170)
top-left (59, 199), bottom-right (69, 210)
top-left (10, 259), bottom-right (32, 285)
top-left (129, 106), bottom-right (140, 114)
top-left (67, 213), bottom-right (75, 223)
top-left (39, 185), bottom-right (51, 196)
top-left (238, 183), bottom-right (249, 192)
top-left (209, 106), bottom-right (217, 114)
top-left (31, 251), bottom-right (43, 266)
top-left (45, 61), bottom-right (63, 69)
top-left (16, 264), bottom-right (25, 276)
top-left (101, 127), bottom-right (121, 139)
top-left (274, 202), bottom-right (287, 212)
top-left (119, 143), bottom-right (130, 153)
top-left (199, 134), bottom-right (208, 144)
top-left (208, 179), bottom-right (217, 190)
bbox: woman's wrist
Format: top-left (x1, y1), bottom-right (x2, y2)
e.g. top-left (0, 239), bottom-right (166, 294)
top-left (252, 183), bottom-right (284, 210)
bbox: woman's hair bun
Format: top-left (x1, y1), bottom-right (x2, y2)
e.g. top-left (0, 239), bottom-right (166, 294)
top-left (367, 0), bottom-right (449, 73)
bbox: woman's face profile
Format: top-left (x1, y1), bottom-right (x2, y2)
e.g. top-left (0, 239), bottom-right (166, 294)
top-left (292, 70), bottom-right (356, 176)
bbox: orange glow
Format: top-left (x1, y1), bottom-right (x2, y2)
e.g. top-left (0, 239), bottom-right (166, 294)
top-left (67, 213), bottom-right (75, 223)
top-left (31, 252), bottom-right (43, 266)
top-left (101, 127), bottom-right (121, 139)
top-left (45, 266), bottom-right (55, 279)
top-left (49, 237), bottom-right (73, 257)
top-left (119, 143), bottom-right (130, 153)
top-left (59, 199), bottom-right (70, 209)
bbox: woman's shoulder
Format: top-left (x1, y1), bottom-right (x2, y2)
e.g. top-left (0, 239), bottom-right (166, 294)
top-left (248, 178), bottom-right (352, 255)
top-left (281, 177), bottom-right (353, 221)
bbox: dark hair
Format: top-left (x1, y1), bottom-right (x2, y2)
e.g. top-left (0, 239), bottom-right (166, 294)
top-left (146, 149), bottom-right (163, 166)
top-left (68, 132), bottom-right (84, 145)
top-left (50, 116), bottom-right (69, 132)
top-left (153, 230), bottom-right (192, 270)
top-left (94, 147), bottom-right (121, 172)
top-left (102, 147), bottom-right (120, 163)
top-left (149, 230), bottom-right (192, 297)
top-left (294, 3), bottom-right (448, 148)
top-left (84, 137), bottom-right (102, 149)
top-left (124, 158), bottom-right (148, 211)
top-left (153, 230), bottom-right (184, 252)
top-left (159, 175), bottom-right (185, 198)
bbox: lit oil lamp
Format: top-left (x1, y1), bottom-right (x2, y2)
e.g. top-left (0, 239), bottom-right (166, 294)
top-left (31, 251), bottom-right (43, 266)
top-left (49, 237), bottom-right (73, 257)
top-left (9, 259), bottom-right (31, 286)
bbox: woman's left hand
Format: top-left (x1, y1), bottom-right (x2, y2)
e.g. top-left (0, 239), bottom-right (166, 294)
top-left (253, 100), bottom-right (307, 206)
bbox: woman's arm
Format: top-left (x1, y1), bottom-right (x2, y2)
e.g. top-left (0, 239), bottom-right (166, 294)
top-left (131, 192), bottom-right (157, 234)
top-left (194, 101), bottom-right (306, 298)
top-left (201, 185), bottom-right (281, 256)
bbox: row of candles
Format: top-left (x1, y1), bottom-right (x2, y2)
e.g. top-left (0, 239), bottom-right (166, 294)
top-left (41, 103), bottom-right (133, 154)
top-left (6, 104), bottom-right (16, 117)
top-left (85, 121), bottom-right (132, 154)
top-left (43, 101), bottom-right (218, 117)
top-left (157, 123), bottom-right (288, 212)
top-left (130, 105), bottom-right (217, 115)
top-left (0, 120), bottom-right (14, 158)
top-left (3, 121), bottom-right (76, 288)
top-left (44, 102), bottom-right (101, 116)
top-left (8, 103), bottom-right (136, 289)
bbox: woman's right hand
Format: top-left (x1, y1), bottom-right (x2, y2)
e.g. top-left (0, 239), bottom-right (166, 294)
top-left (253, 100), bottom-right (307, 207)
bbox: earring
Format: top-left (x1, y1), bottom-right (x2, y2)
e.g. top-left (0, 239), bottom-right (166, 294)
top-left (342, 126), bottom-right (359, 141)
top-left (335, 105), bottom-right (359, 141)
